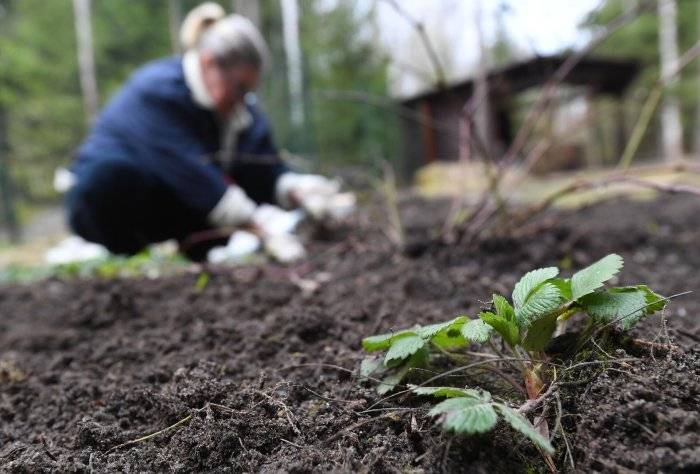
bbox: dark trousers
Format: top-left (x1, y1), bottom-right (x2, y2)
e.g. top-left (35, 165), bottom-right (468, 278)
top-left (66, 158), bottom-right (220, 259)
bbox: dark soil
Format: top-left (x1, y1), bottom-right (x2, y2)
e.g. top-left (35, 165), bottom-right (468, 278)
top-left (1, 195), bottom-right (699, 473)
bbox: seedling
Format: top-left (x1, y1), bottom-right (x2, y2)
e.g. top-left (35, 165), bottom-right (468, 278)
top-left (361, 254), bottom-right (667, 454)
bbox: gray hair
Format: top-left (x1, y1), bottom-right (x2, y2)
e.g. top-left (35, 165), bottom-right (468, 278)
top-left (198, 14), bottom-right (270, 70)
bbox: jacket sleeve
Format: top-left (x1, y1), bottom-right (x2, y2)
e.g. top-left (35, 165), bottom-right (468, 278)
top-left (228, 106), bottom-right (290, 204)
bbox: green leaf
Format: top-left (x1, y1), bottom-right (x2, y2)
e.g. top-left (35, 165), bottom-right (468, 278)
top-left (513, 267), bottom-right (559, 309)
top-left (522, 312), bottom-right (558, 351)
top-left (409, 385), bottom-right (482, 399)
top-left (571, 254), bottom-right (623, 300)
top-left (579, 287), bottom-right (656, 330)
top-left (480, 311), bottom-right (520, 347)
top-left (377, 370), bottom-right (405, 395)
top-left (429, 395), bottom-right (498, 435)
top-left (384, 333), bottom-right (426, 364)
top-left (360, 357), bottom-right (382, 377)
top-left (362, 329), bottom-right (412, 352)
top-left (195, 272), bottom-right (210, 292)
top-left (637, 285), bottom-right (667, 313)
top-left (492, 294), bottom-right (515, 320)
top-left (515, 282), bottom-right (563, 328)
top-left (548, 278), bottom-right (572, 301)
top-left (362, 333), bottom-right (395, 352)
top-left (460, 319), bottom-right (493, 343)
top-left (431, 329), bottom-right (467, 349)
top-left (495, 404), bottom-right (554, 454)
top-left (417, 316), bottom-right (467, 339)
top-left (376, 350), bottom-right (427, 394)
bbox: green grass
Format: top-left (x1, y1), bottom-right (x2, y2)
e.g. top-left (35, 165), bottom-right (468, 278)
top-left (0, 249), bottom-right (190, 284)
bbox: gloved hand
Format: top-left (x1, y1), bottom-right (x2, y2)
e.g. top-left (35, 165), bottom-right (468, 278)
top-left (207, 185), bottom-right (257, 227)
top-left (276, 172), bottom-right (356, 221)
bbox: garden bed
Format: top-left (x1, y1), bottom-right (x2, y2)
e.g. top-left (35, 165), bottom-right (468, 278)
top-left (1, 195), bottom-right (699, 472)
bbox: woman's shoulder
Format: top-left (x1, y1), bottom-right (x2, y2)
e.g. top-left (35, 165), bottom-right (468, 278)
top-left (128, 56), bottom-right (190, 101)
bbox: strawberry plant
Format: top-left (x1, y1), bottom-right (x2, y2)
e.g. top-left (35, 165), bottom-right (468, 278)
top-left (361, 254), bottom-right (667, 454)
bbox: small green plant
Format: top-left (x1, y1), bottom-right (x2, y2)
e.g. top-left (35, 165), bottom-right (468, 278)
top-left (361, 254), bottom-right (666, 454)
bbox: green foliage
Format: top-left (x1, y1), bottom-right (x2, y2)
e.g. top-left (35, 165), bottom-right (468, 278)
top-left (385, 333), bottom-right (425, 364)
top-left (361, 253), bottom-right (668, 455)
top-left (195, 271), bottom-right (210, 293)
top-left (570, 253), bottom-right (623, 300)
top-left (408, 385), bottom-right (481, 398)
top-left (583, 0), bottom-right (700, 152)
top-left (361, 316), bottom-right (481, 392)
top-left (0, 249), bottom-right (188, 284)
top-left (428, 393), bottom-right (498, 435)
top-left (512, 267), bottom-right (559, 309)
top-left (260, 0), bottom-right (396, 171)
top-left (514, 281), bottom-right (563, 328)
top-left (512, 267), bottom-right (562, 326)
top-left (521, 313), bottom-right (558, 352)
top-left (494, 403), bottom-right (554, 454)
top-left (481, 294), bottom-right (520, 347)
top-left (579, 284), bottom-right (666, 330)
top-left (460, 319), bottom-right (493, 343)
top-left (0, 0), bottom-right (177, 203)
top-left (416, 386), bottom-right (554, 453)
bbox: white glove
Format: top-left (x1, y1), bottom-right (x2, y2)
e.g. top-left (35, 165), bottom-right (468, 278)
top-left (53, 167), bottom-right (77, 193)
top-left (264, 233), bottom-right (306, 263)
top-left (207, 230), bottom-right (261, 264)
top-left (207, 185), bottom-right (256, 227)
top-left (275, 172), bottom-right (355, 221)
top-left (252, 204), bottom-right (304, 237)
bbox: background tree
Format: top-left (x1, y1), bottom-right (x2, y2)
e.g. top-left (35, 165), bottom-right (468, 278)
top-left (72, 0), bottom-right (99, 124)
top-left (583, 0), bottom-right (700, 159)
top-left (657, 0), bottom-right (683, 159)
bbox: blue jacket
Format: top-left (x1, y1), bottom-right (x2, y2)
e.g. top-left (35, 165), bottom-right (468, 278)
top-left (72, 56), bottom-right (288, 216)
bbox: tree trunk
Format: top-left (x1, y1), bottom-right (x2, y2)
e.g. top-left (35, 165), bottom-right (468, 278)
top-left (472, 0), bottom-right (491, 160)
top-left (657, 0), bottom-right (683, 160)
top-left (280, 0), bottom-right (305, 128)
top-left (168, 0), bottom-right (183, 54)
top-left (0, 106), bottom-right (20, 243)
top-left (233, 0), bottom-right (261, 28)
top-left (695, 2), bottom-right (700, 155)
top-left (72, 0), bottom-right (99, 124)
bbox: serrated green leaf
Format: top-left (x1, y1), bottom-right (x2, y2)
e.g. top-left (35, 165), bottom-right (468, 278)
top-left (377, 370), bottom-right (405, 395)
top-left (637, 285), bottom-right (666, 313)
top-left (522, 312), bottom-right (558, 351)
top-left (492, 294), bottom-right (515, 320)
top-left (513, 267), bottom-right (559, 309)
top-left (409, 385), bottom-right (482, 399)
top-left (460, 319), bottom-right (493, 343)
top-left (480, 311), bottom-right (520, 347)
top-left (376, 350), bottom-right (427, 394)
top-left (417, 316), bottom-right (468, 339)
top-left (362, 329), bottom-right (412, 352)
top-left (515, 282), bottom-right (563, 328)
top-left (549, 278), bottom-right (572, 301)
top-left (360, 357), bottom-right (382, 377)
top-left (384, 333), bottom-right (426, 364)
top-left (495, 404), bottom-right (554, 454)
top-left (571, 254), bottom-right (623, 300)
top-left (429, 395), bottom-right (498, 435)
top-left (431, 329), bottom-right (467, 349)
top-left (579, 287), bottom-right (651, 330)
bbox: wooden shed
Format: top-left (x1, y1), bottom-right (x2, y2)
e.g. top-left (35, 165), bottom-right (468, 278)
top-left (398, 54), bottom-right (641, 177)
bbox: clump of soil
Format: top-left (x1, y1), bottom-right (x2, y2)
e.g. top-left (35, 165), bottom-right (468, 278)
top-left (1, 195), bottom-right (699, 472)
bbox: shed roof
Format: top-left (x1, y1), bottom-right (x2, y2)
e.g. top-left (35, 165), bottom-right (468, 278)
top-left (399, 54), bottom-right (641, 105)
